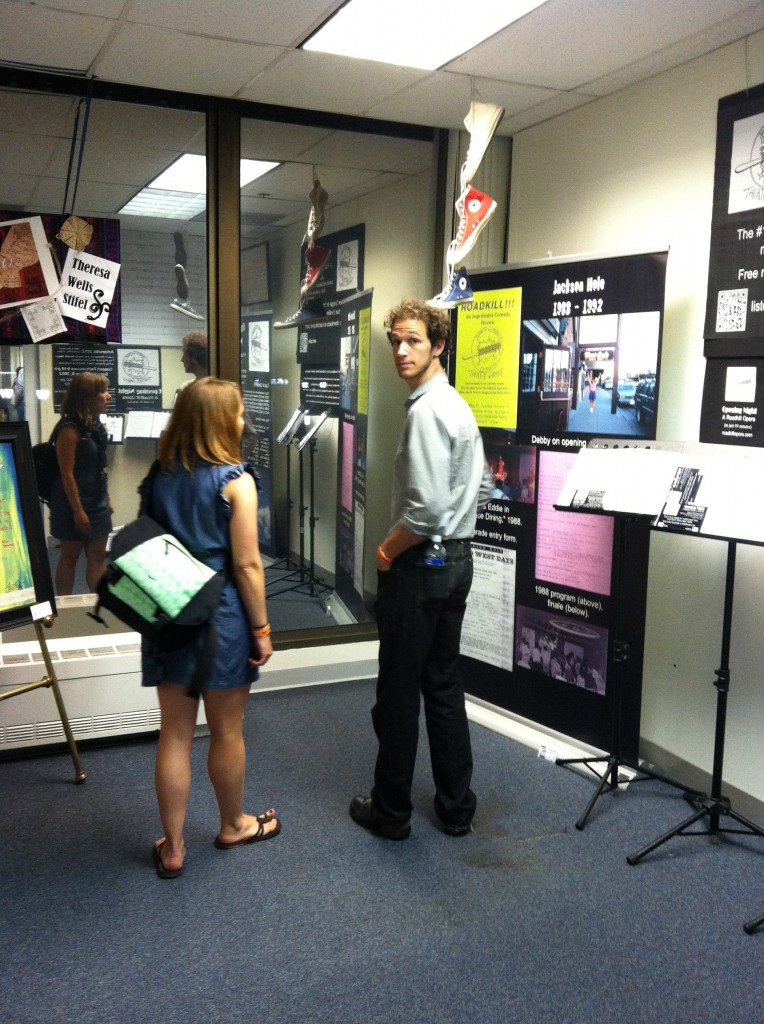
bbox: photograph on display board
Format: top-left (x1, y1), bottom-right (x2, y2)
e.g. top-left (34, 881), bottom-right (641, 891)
top-left (247, 320), bottom-right (270, 374)
top-left (0, 216), bottom-right (59, 310)
top-left (339, 331), bottom-right (359, 411)
top-left (481, 431), bottom-right (536, 504)
top-left (518, 310), bottom-right (662, 440)
top-left (514, 603), bottom-right (608, 696)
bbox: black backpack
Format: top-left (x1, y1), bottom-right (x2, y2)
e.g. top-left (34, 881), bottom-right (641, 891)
top-left (32, 440), bottom-right (58, 503)
top-left (32, 420), bottom-right (90, 504)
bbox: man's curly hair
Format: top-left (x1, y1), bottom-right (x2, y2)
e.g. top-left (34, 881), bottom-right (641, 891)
top-left (384, 299), bottom-right (452, 355)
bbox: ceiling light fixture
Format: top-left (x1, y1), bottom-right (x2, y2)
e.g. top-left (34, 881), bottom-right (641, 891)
top-left (303, 0), bottom-right (549, 71)
top-left (119, 154), bottom-right (279, 219)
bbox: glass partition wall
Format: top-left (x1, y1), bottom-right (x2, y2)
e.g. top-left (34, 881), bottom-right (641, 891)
top-left (0, 70), bottom-right (437, 645)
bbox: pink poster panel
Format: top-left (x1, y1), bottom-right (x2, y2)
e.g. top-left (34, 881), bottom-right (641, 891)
top-left (535, 449), bottom-right (614, 597)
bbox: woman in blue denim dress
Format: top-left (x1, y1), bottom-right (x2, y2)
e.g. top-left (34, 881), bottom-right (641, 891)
top-left (141, 377), bottom-right (278, 879)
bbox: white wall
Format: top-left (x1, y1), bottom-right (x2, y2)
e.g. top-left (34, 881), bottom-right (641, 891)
top-left (508, 32), bottom-right (764, 804)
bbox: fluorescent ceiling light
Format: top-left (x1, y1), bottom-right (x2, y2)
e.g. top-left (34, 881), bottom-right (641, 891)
top-left (119, 154), bottom-right (279, 219)
top-left (304, 0), bottom-right (549, 70)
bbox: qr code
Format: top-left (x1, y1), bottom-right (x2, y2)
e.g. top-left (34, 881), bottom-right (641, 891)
top-left (716, 288), bottom-right (747, 332)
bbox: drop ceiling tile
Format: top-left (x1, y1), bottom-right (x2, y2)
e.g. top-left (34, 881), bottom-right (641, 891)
top-left (299, 131), bottom-right (432, 175)
top-left (93, 23), bottom-right (281, 96)
top-left (365, 73), bottom-right (559, 133)
top-left (30, 1), bottom-right (125, 15)
top-left (0, 173), bottom-right (37, 208)
top-left (238, 50), bottom-right (426, 117)
top-left (83, 102), bottom-right (206, 152)
top-left (0, 130), bottom-right (59, 174)
top-left (445, 0), bottom-right (761, 92)
top-left (240, 120), bottom-right (332, 162)
top-left (0, 91), bottom-right (78, 137)
top-left (127, 0), bottom-right (342, 47)
top-left (0, 0), bottom-right (113, 72)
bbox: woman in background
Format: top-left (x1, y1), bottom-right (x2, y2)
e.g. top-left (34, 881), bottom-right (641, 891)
top-left (49, 372), bottom-right (112, 594)
top-left (142, 377), bottom-right (277, 879)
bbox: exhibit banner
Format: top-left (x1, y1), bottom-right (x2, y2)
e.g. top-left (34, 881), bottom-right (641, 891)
top-left (52, 343), bottom-right (162, 413)
top-left (700, 83), bottom-right (764, 447)
top-left (241, 314), bottom-right (274, 555)
top-left (295, 224), bottom-right (364, 371)
top-left (334, 288), bottom-right (373, 621)
top-left (453, 250), bottom-right (667, 755)
top-left (703, 81), bottom-right (764, 353)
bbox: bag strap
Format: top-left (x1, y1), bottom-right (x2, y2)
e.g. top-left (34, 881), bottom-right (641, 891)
top-left (138, 459), bottom-right (162, 517)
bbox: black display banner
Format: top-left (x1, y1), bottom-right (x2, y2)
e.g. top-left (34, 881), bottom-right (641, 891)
top-left (300, 366), bottom-right (342, 408)
top-left (295, 224), bottom-right (364, 367)
top-left (699, 356), bottom-right (764, 446)
top-left (52, 343), bottom-right (161, 414)
top-left (333, 288), bottom-right (373, 621)
top-left (240, 314), bottom-right (274, 555)
top-left (703, 82), bottom-right (764, 354)
top-left (452, 251), bottom-right (667, 755)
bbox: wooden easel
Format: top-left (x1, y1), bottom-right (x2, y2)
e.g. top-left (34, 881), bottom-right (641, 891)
top-left (0, 616), bottom-right (86, 783)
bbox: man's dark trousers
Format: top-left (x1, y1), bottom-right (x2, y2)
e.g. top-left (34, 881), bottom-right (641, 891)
top-left (371, 540), bottom-right (476, 829)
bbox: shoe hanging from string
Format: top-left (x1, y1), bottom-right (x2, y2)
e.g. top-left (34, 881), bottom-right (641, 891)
top-left (170, 229), bottom-right (204, 320)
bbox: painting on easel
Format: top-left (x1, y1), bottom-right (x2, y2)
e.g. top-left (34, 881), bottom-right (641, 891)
top-left (0, 421), bottom-right (56, 632)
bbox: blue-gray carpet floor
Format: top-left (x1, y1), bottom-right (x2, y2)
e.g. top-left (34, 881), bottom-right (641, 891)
top-left (2, 678), bottom-right (763, 1024)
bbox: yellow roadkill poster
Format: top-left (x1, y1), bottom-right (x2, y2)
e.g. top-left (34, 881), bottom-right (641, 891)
top-left (455, 287), bottom-right (521, 429)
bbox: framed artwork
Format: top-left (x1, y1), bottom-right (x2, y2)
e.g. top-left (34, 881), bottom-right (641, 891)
top-left (0, 422), bottom-right (56, 631)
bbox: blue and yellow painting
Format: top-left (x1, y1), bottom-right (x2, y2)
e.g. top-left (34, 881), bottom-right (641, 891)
top-left (0, 441), bottom-right (36, 612)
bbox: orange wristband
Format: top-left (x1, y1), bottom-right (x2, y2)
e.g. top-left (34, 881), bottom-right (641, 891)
top-left (377, 546), bottom-right (393, 564)
top-left (252, 623), bottom-right (271, 637)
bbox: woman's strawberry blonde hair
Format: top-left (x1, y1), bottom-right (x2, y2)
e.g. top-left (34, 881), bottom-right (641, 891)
top-left (158, 377), bottom-right (243, 470)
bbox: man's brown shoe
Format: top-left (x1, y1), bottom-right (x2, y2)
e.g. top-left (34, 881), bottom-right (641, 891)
top-left (349, 795), bottom-right (411, 840)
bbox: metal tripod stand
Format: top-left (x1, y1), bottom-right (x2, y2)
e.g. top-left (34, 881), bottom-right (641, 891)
top-left (627, 540), bottom-right (764, 872)
top-left (267, 413), bottom-right (332, 612)
top-left (556, 513), bottom-right (697, 830)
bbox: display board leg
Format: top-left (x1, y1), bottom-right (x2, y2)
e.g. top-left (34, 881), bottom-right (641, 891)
top-left (0, 619), bottom-right (86, 784)
top-left (743, 910), bottom-right (764, 935)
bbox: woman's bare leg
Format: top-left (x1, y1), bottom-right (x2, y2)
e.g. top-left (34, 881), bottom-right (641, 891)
top-left (55, 539), bottom-right (83, 595)
top-left (203, 685), bottom-right (279, 843)
top-left (83, 534), bottom-right (109, 592)
top-left (154, 682), bottom-right (199, 871)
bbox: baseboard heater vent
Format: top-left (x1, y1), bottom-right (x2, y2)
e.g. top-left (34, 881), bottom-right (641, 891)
top-left (0, 706), bottom-right (161, 749)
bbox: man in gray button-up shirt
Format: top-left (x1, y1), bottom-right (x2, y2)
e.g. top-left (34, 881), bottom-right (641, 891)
top-left (350, 298), bottom-right (491, 841)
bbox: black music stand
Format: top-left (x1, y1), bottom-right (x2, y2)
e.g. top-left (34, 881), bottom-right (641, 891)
top-left (267, 409), bottom-right (332, 612)
top-left (268, 406), bottom-right (306, 577)
top-left (627, 539), bottom-right (764, 865)
top-left (554, 508), bottom-right (696, 830)
top-left (552, 441), bottom-right (708, 829)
